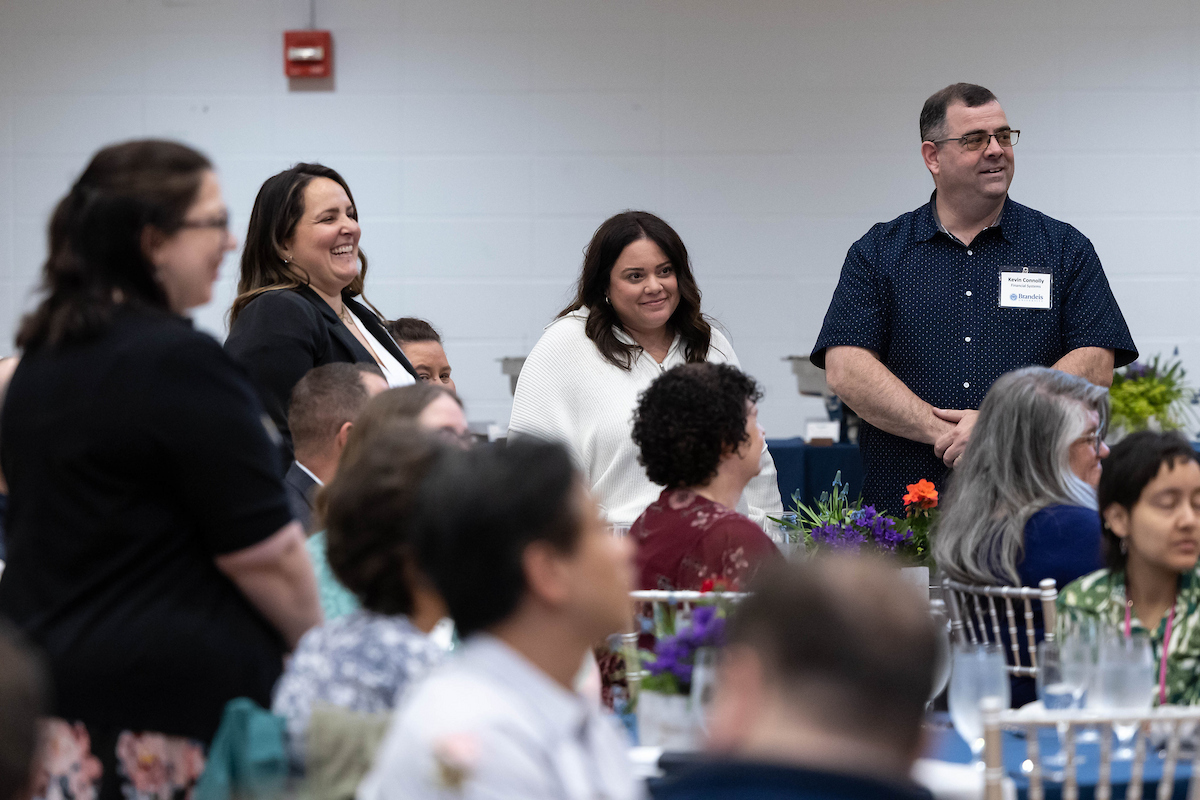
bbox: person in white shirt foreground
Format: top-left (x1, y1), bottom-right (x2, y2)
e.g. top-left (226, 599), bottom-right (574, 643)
top-left (358, 437), bottom-right (643, 800)
top-left (653, 557), bottom-right (937, 800)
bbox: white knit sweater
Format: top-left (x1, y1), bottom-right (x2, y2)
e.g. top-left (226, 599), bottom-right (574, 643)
top-left (508, 311), bottom-right (783, 528)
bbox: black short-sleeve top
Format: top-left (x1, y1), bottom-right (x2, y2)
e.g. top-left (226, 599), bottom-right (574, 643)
top-left (811, 194), bottom-right (1137, 513)
top-left (0, 305), bottom-right (294, 742)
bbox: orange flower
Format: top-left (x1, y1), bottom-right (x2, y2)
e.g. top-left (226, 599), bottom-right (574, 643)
top-left (902, 479), bottom-right (938, 510)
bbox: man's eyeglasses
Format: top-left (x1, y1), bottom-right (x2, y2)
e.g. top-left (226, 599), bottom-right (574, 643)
top-left (179, 215), bottom-right (230, 232)
top-left (930, 130), bottom-right (1020, 151)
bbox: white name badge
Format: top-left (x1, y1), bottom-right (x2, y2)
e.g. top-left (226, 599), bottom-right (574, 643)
top-left (998, 270), bottom-right (1052, 309)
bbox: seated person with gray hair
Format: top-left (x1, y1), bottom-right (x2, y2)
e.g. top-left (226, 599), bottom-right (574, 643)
top-left (654, 557), bottom-right (937, 800)
top-left (286, 362), bottom-right (388, 532)
top-left (933, 365), bottom-right (1110, 705)
top-left (388, 317), bottom-right (455, 393)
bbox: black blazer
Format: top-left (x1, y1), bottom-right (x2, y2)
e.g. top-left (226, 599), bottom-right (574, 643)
top-left (224, 286), bottom-right (416, 457)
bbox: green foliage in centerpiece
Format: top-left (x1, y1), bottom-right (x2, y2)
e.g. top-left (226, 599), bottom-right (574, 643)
top-left (1108, 355), bottom-right (1195, 433)
top-left (770, 473), bottom-right (936, 566)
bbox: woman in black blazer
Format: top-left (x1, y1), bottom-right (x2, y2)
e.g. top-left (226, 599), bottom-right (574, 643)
top-left (226, 163), bottom-right (416, 456)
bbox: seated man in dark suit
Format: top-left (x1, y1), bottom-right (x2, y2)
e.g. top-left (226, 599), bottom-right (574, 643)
top-left (286, 362), bottom-right (387, 533)
top-left (653, 557), bottom-right (937, 800)
top-left (0, 356), bottom-right (19, 561)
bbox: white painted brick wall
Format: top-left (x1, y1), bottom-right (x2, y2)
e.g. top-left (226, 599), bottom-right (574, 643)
top-left (2, 0), bottom-right (1198, 437)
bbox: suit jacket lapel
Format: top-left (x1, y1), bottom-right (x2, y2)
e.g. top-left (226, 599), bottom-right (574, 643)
top-left (344, 296), bottom-right (418, 378)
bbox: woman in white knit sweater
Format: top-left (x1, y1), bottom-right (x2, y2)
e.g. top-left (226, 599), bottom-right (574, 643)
top-left (508, 211), bottom-right (782, 528)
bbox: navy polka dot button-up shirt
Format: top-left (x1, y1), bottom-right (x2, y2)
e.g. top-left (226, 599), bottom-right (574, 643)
top-left (811, 193), bottom-right (1137, 514)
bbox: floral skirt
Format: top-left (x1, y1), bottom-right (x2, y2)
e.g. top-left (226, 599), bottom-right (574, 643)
top-left (33, 718), bottom-right (205, 800)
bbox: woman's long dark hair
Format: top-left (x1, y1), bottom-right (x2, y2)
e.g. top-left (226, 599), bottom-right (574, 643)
top-left (557, 211), bottom-right (711, 370)
top-left (229, 163), bottom-right (378, 325)
top-left (17, 140), bottom-right (211, 350)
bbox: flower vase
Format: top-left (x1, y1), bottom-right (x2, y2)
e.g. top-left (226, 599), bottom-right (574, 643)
top-left (636, 690), bottom-right (701, 751)
top-left (899, 566), bottom-right (930, 602)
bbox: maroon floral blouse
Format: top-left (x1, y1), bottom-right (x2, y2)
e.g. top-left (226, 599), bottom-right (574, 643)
top-left (633, 488), bottom-right (781, 591)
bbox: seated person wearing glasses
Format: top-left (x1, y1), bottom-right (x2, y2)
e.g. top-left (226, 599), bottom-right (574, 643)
top-left (388, 318), bottom-right (456, 394)
top-left (359, 438), bottom-right (640, 800)
top-left (812, 82), bottom-right (1135, 516)
top-left (1058, 431), bottom-right (1200, 706)
top-left (286, 362), bottom-right (388, 533)
top-left (630, 363), bottom-right (779, 591)
top-left (654, 557), bottom-right (937, 800)
top-left (935, 367), bottom-right (1109, 705)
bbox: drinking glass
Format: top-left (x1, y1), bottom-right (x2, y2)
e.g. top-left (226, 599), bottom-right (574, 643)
top-left (1036, 641), bottom-right (1086, 771)
top-left (1064, 619), bottom-right (1100, 743)
top-left (927, 600), bottom-right (953, 705)
top-left (948, 642), bottom-right (1012, 768)
top-left (1090, 631), bottom-right (1155, 760)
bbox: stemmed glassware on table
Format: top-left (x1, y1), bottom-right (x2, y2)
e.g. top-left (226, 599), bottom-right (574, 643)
top-left (1089, 630), bottom-right (1155, 760)
top-left (948, 641), bottom-right (1012, 769)
top-left (1036, 640), bottom-right (1087, 773)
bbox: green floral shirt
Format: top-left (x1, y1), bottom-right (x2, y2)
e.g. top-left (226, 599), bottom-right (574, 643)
top-left (1057, 567), bottom-right (1200, 706)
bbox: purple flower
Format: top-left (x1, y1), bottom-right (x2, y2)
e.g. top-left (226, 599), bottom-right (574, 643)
top-left (645, 606), bottom-right (727, 688)
top-left (1125, 362), bottom-right (1150, 380)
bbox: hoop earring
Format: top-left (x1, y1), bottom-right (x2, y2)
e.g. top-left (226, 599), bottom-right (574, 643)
top-left (604, 295), bottom-right (611, 305)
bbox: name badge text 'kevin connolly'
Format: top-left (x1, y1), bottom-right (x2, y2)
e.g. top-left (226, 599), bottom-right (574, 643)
top-left (998, 270), bottom-right (1052, 310)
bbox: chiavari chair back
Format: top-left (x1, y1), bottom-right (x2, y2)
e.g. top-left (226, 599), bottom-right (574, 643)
top-left (943, 577), bottom-right (1058, 678)
top-left (983, 705), bottom-right (1200, 800)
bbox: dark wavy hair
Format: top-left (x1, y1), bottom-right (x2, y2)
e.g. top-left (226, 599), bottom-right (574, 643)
top-left (632, 362), bottom-right (763, 488)
top-left (416, 438), bottom-right (581, 637)
top-left (323, 422), bottom-right (449, 615)
top-left (17, 140), bottom-right (211, 349)
top-left (1098, 430), bottom-right (1200, 572)
top-left (229, 162), bottom-right (378, 324)
top-left (557, 211), bottom-right (711, 370)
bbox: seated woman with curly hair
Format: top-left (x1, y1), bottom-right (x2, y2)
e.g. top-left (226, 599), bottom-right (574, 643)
top-left (630, 363), bottom-right (780, 591)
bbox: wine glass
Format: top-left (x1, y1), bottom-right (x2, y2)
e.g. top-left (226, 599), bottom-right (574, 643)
top-left (927, 600), bottom-right (953, 706)
top-left (1090, 631), bottom-right (1155, 760)
top-left (948, 642), bottom-right (1012, 769)
top-left (1036, 641), bottom-right (1086, 772)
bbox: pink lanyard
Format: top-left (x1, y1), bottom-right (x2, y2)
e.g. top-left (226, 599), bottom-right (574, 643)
top-left (1125, 598), bottom-right (1176, 705)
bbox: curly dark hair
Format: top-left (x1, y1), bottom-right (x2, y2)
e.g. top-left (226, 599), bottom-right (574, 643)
top-left (632, 362), bottom-right (762, 489)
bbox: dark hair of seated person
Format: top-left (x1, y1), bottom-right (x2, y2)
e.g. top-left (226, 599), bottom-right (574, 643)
top-left (287, 362), bottom-right (383, 454)
top-left (631, 362), bottom-right (763, 488)
top-left (388, 317), bottom-right (442, 345)
top-left (415, 438), bottom-right (580, 637)
top-left (728, 557), bottom-right (937, 755)
top-left (323, 421), bottom-right (449, 616)
top-left (1099, 430), bottom-right (1200, 571)
top-left (0, 621), bottom-right (48, 800)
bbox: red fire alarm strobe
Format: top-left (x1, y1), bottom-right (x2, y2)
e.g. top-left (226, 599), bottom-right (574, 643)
top-left (284, 30), bottom-right (332, 78)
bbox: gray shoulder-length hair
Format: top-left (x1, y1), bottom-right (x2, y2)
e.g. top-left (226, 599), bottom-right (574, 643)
top-left (933, 366), bottom-right (1109, 586)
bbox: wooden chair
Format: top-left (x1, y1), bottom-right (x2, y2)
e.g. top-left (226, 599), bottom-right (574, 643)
top-left (983, 705), bottom-right (1200, 800)
top-left (943, 577), bottom-right (1058, 678)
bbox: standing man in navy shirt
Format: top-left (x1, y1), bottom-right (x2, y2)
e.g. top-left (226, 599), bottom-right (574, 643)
top-left (811, 83), bottom-right (1136, 514)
